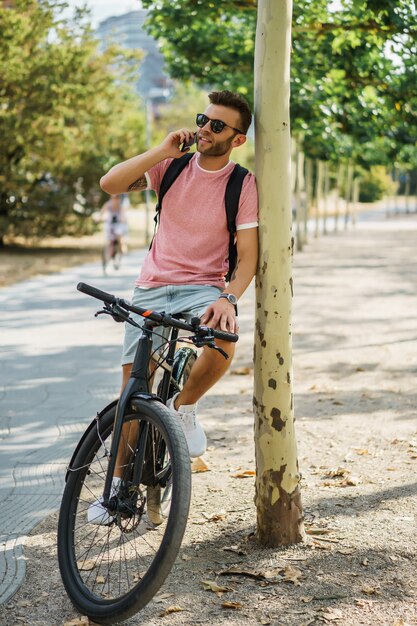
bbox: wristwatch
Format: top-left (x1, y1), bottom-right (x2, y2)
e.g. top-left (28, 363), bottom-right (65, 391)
top-left (218, 293), bottom-right (238, 315)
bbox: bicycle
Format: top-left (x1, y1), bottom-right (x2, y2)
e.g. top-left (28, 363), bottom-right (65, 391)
top-left (57, 282), bottom-right (238, 624)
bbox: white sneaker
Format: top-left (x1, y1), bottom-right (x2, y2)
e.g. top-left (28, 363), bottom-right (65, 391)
top-left (87, 477), bottom-right (121, 525)
top-left (167, 393), bottom-right (207, 458)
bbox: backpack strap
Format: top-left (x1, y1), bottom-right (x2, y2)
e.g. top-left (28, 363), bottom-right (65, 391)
top-left (149, 153), bottom-right (194, 249)
top-left (224, 163), bottom-right (249, 282)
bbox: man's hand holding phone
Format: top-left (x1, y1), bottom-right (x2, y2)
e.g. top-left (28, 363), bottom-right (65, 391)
top-left (180, 132), bottom-right (196, 152)
top-left (159, 129), bottom-right (196, 159)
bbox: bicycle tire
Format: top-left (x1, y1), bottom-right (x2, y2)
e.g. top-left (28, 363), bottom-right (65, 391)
top-left (57, 399), bottom-right (191, 624)
top-left (101, 247), bottom-right (109, 274)
top-left (112, 239), bottom-right (122, 270)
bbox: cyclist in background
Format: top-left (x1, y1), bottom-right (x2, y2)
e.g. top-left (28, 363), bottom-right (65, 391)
top-left (98, 194), bottom-right (129, 270)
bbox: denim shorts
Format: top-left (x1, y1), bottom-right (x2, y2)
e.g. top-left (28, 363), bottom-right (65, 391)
top-left (122, 284), bottom-right (222, 366)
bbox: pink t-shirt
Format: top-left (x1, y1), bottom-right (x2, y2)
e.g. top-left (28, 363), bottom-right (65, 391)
top-left (137, 154), bottom-right (258, 288)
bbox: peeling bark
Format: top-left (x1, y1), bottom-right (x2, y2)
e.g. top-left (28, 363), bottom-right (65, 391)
top-left (257, 468), bottom-right (304, 546)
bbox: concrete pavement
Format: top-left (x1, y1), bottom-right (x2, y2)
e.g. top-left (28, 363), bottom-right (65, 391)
top-left (0, 249), bottom-right (147, 605)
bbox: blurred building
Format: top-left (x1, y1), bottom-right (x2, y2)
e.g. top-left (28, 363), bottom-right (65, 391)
top-left (95, 10), bottom-right (171, 104)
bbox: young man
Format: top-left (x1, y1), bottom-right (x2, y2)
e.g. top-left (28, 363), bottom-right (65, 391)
top-left (100, 90), bottom-right (258, 459)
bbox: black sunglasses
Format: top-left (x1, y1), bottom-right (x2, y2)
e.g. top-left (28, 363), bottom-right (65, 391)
top-left (196, 113), bottom-right (245, 135)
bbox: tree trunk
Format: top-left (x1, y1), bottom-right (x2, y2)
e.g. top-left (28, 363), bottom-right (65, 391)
top-left (322, 161), bottom-right (329, 235)
top-left (305, 157), bottom-right (313, 242)
top-left (254, 0), bottom-right (304, 547)
top-left (315, 160), bottom-right (323, 237)
top-left (334, 162), bottom-right (343, 232)
top-left (344, 160), bottom-right (353, 229)
top-left (404, 172), bottom-right (410, 214)
top-left (295, 141), bottom-right (305, 252)
top-left (352, 176), bottom-right (360, 226)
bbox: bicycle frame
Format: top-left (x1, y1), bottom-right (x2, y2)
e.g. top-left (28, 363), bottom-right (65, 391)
top-left (101, 320), bottom-right (181, 505)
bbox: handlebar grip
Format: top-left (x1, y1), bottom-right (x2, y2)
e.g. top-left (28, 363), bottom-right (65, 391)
top-left (77, 282), bottom-right (116, 305)
top-left (212, 329), bottom-right (239, 343)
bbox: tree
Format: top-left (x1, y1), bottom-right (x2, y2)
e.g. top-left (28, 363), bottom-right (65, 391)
top-left (0, 0), bottom-right (145, 242)
top-left (253, 0), bottom-right (304, 546)
top-left (142, 0), bottom-right (416, 185)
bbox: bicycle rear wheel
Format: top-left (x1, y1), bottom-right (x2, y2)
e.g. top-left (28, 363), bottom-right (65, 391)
top-left (112, 239), bottom-right (122, 270)
top-left (58, 399), bottom-right (191, 624)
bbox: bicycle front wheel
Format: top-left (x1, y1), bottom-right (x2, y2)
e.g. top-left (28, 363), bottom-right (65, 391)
top-left (58, 399), bottom-right (191, 624)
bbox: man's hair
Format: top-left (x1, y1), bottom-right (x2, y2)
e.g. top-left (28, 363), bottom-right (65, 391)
top-left (208, 90), bottom-right (252, 134)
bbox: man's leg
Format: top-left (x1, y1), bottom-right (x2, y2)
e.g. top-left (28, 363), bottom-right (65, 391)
top-left (173, 339), bottom-right (235, 409)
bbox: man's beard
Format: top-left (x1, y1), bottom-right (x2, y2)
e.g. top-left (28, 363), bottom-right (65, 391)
top-left (198, 135), bottom-right (235, 157)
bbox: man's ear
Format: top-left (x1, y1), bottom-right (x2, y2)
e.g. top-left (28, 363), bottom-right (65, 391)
top-left (232, 134), bottom-right (247, 148)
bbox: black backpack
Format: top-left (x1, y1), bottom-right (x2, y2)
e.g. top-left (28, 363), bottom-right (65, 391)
top-left (150, 153), bottom-right (249, 282)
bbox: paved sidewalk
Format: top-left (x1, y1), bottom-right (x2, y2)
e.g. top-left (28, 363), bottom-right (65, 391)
top-left (1, 209), bottom-right (416, 616)
top-left (0, 250), bottom-right (148, 604)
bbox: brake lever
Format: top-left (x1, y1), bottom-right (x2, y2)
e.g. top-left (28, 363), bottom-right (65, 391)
top-left (95, 303), bottom-right (134, 324)
top-left (190, 331), bottom-right (229, 360)
top-left (211, 344), bottom-right (229, 359)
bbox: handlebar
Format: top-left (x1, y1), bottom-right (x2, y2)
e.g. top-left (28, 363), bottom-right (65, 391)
top-left (77, 282), bottom-right (239, 344)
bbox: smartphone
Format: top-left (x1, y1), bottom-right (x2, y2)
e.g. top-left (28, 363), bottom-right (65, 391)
top-left (180, 133), bottom-right (197, 152)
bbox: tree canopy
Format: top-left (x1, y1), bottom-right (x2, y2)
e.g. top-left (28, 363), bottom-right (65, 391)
top-left (141, 0), bottom-right (416, 169)
top-left (0, 0), bottom-right (145, 242)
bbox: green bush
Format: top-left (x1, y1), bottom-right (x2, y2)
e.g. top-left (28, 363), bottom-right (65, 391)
top-left (359, 166), bottom-right (395, 202)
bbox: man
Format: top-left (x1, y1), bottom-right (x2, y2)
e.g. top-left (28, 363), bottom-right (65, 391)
top-left (100, 90), bottom-right (258, 459)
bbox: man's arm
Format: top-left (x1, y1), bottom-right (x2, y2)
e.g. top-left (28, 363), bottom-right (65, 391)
top-left (100, 129), bottom-right (196, 195)
top-left (200, 227), bottom-right (258, 333)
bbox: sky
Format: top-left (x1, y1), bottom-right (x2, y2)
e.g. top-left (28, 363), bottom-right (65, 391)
top-left (64, 0), bottom-right (142, 28)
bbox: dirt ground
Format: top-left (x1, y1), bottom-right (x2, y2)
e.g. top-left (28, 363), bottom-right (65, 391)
top-left (2, 210), bottom-right (417, 626)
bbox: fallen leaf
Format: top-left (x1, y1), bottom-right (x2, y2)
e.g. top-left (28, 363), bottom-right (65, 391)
top-left (77, 560), bottom-right (96, 571)
top-left (191, 457), bottom-right (210, 473)
top-left (362, 558), bottom-right (369, 566)
top-left (181, 553), bottom-right (192, 561)
top-left (96, 575), bottom-right (105, 584)
top-left (231, 367), bottom-right (253, 375)
top-left (231, 469), bottom-right (256, 478)
top-left (337, 548), bottom-right (355, 555)
top-left (201, 580), bottom-right (232, 594)
top-left (159, 605), bottom-right (185, 617)
top-left (202, 511), bottom-right (226, 522)
top-left (311, 540), bottom-right (332, 550)
top-left (324, 467), bottom-right (350, 478)
top-left (283, 565), bottom-right (302, 585)
top-left (361, 585), bottom-right (380, 595)
top-left (356, 449), bottom-right (370, 455)
top-left (300, 596), bottom-right (314, 603)
top-left (222, 545), bottom-right (247, 556)
top-left (222, 601), bottom-right (243, 610)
